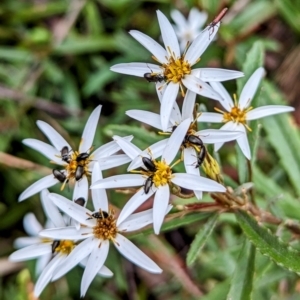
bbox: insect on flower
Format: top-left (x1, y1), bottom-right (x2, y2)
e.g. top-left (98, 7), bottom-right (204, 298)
top-left (207, 7), bottom-right (228, 38)
top-left (60, 146), bottom-right (71, 163)
top-left (86, 210), bottom-right (109, 220)
top-left (194, 146), bottom-right (206, 168)
top-left (52, 169), bottom-right (67, 183)
top-left (143, 65), bottom-right (166, 83)
top-left (51, 240), bottom-right (60, 254)
top-left (74, 197), bottom-right (86, 207)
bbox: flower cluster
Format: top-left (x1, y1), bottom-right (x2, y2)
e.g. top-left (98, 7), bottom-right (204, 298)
top-left (9, 9), bottom-right (294, 298)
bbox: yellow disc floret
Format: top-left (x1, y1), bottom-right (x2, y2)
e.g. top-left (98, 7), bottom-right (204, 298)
top-left (53, 240), bottom-right (75, 255)
top-left (163, 56), bottom-right (191, 84)
top-left (152, 160), bottom-right (173, 187)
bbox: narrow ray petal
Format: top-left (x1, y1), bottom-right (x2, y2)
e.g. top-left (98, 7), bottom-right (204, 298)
top-left (23, 213), bottom-right (43, 236)
top-left (153, 185), bottom-right (170, 234)
top-left (19, 175), bottom-right (58, 202)
top-left (41, 189), bottom-right (65, 228)
top-left (169, 101), bottom-right (182, 125)
top-left (34, 254), bottom-right (65, 297)
top-left (198, 129), bottom-right (242, 144)
top-left (182, 90), bottom-right (197, 120)
top-left (117, 188), bottom-right (156, 226)
top-left (91, 163), bottom-right (108, 212)
top-left (80, 258), bottom-right (113, 277)
top-left (184, 24), bottom-right (219, 65)
top-left (128, 139), bottom-right (169, 171)
top-left (92, 135), bottom-right (133, 159)
top-left (214, 122), bottom-right (237, 152)
top-left (160, 82), bottom-right (179, 132)
top-left (49, 193), bottom-right (96, 227)
top-left (247, 105), bottom-right (294, 120)
top-left (129, 30), bottom-right (168, 63)
top-left (239, 67), bottom-right (265, 109)
top-left (126, 110), bottom-right (163, 130)
top-left (162, 118), bottom-right (191, 164)
top-left (14, 237), bottom-right (41, 249)
top-left (81, 240), bottom-right (109, 297)
top-left (114, 234), bottom-right (162, 273)
top-left (95, 154), bottom-right (131, 170)
top-left (73, 176), bottom-right (88, 203)
top-left (157, 10), bottom-right (180, 58)
top-left (37, 121), bottom-right (72, 151)
top-left (110, 63), bottom-right (162, 77)
top-left (79, 105), bottom-right (101, 153)
top-left (35, 253), bottom-right (52, 276)
top-left (39, 227), bottom-right (93, 240)
top-left (209, 81), bottom-right (233, 111)
top-left (197, 112), bottom-right (223, 123)
top-left (196, 68), bottom-right (244, 82)
top-left (182, 75), bottom-right (223, 101)
top-left (113, 135), bottom-right (141, 159)
top-left (236, 124), bottom-right (251, 160)
top-left (51, 237), bottom-right (96, 281)
top-left (91, 174), bottom-right (144, 189)
top-left (9, 244), bottom-right (51, 261)
top-left (170, 10), bottom-right (186, 29)
top-left (172, 173), bottom-right (226, 192)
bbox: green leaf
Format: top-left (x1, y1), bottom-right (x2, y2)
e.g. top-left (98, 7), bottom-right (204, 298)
top-left (186, 213), bottom-right (218, 266)
top-left (226, 239), bottom-right (256, 300)
top-left (260, 80), bottom-right (300, 196)
top-left (237, 41), bottom-right (264, 95)
top-left (236, 210), bottom-right (300, 273)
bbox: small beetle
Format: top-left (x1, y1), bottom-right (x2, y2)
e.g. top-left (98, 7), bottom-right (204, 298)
top-left (51, 240), bottom-right (60, 253)
top-left (75, 165), bottom-right (84, 181)
top-left (87, 210), bottom-right (109, 220)
top-left (74, 197), bottom-right (85, 207)
top-left (144, 175), bottom-right (154, 194)
top-left (60, 146), bottom-right (71, 163)
top-left (144, 72), bottom-right (166, 83)
top-left (76, 152), bottom-right (90, 162)
top-left (53, 169), bottom-right (66, 183)
top-left (194, 147), bottom-right (206, 168)
top-left (142, 157), bottom-right (157, 172)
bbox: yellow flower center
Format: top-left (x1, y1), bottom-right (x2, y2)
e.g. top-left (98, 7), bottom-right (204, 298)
top-left (65, 151), bottom-right (92, 181)
top-left (52, 240), bottom-right (75, 255)
top-left (92, 209), bottom-right (118, 241)
top-left (162, 56), bottom-right (191, 84)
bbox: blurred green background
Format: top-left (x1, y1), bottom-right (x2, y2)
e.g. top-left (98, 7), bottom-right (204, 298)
top-left (1, 0), bottom-right (300, 299)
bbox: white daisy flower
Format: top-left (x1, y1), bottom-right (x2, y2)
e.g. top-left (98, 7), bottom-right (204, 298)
top-left (91, 134), bottom-right (226, 234)
top-left (197, 67), bottom-right (295, 159)
top-left (9, 189), bottom-right (112, 298)
top-left (19, 105), bottom-right (132, 201)
top-left (110, 10), bottom-right (244, 131)
top-left (39, 165), bottom-right (164, 297)
top-left (171, 8), bottom-right (208, 51)
top-left (125, 89), bottom-right (241, 199)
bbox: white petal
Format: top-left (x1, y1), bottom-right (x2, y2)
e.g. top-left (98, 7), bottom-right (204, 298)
top-left (239, 67), bottom-right (265, 109)
top-left (196, 68), bottom-right (244, 82)
top-left (160, 82), bottom-right (179, 132)
top-left (40, 227), bottom-right (93, 240)
top-left (91, 174), bottom-right (144, 189)
top-left (36, 120), bottom-right (72, 151)
top-left (92, 135), bottom-right (133, 159)
top-left (14, 237), bottom-right (41, 249)
top-left (80, 258), bottom-right (113, 278)
top-left (9, 244), bottom-right (51, 261)
top-left (182, 75), bottom-right (223, 101)
top-left (34, 254), bottom-right (65, 297)
top-left (23, 213), bottom-right (43, 236)
top-left (73, 176), bottom-right (88, 202)
top-left (51, 237), bottom-right (96, 281)
top-left (117, 188), bottom-right (156, 226)
top-left (157, 10), bottom-right (180, 58)
top-left (172, 173), bottom-right (226, 192)
top-left (235, 124), bottom-right (251, 160)
top-left (197, 112), bottom-right (223, 123)
top-left (189, 8), bottom-right (208, 28)
top-left (162, 118), bottom-right (191, 164)
top-left (49, 193), bottom-right (96, 227)
top-left (40, 189), bottom-right (65, 228)
top-left (184, 25), bottom-right (218, 65)
top-left (113, 135), bottom-right (141, 159)
top-left (129, 30), bottom-right (168, 64)
top-left (153, 185), bottom-right (170, 234)
top-left (79, 105), bottom-right (101, 153)
top-left (209, 81), bottom-right (233, 111)
top-left (128, 139), bottom-right (169, 171)
top-left (19, 174), bottom-right (58, 202)
top-left (35, 252), bottom-right (52, 276)
top-left (22, 139), bottom-right (62, 164)
top-left (110, 62), bottom-right (162, 77)
top-left (198, 129), bottom-right (241, 144)
top-left (91, 163), bottom-right (108, 212)
top-left (214, 122), bottom-right (237, 152)
top-left (118, 205), bottom-right (172, 232)
top-left (247, 105), bottom-right (294, 120)
top-left (81, 240), bottom-right (109, 297)
top-left (114, 233), bottom-right (162, 273)
top-left (126, 110), bottom-right (163, 130)
top-left (95, 154), bottom-right (131, 170)
top-left (182, 90), bottom-right (197, 120)
top-left (183, 148), bottom-right (202, 199)
top-left (170, 10), bottom-right (186, 29)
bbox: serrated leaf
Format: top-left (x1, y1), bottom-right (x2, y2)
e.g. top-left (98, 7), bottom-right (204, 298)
top-left (237, 41), bottom-right (264, 95)
top-left (236, 210), bottom-right (300, 273)
top-left (226, 239), bottom-right (255, 300)
top-left (186, 213), bottom-right (218, 266)
top-left (260, 80), bottom-right (300, 196)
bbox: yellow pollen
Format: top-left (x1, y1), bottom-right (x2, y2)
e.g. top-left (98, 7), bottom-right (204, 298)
top-left (163, 56), bottom-right (191, 84)
top-left (92, 209), bottom-right (118, 241)
top-left (151, 160), bottom-right (173, 187)
top-left (53, 240), bottom-right (75, 255)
